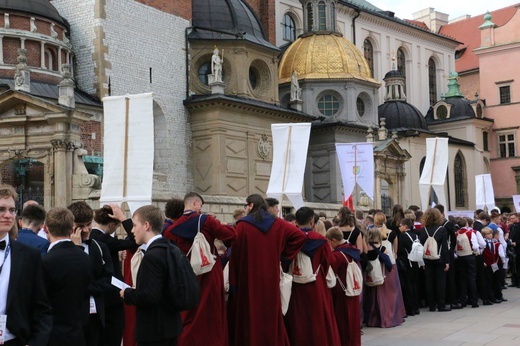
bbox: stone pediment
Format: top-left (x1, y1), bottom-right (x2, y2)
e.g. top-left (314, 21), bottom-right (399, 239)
top-left (373, 139), bottom-right (411, 161)
top-left (0, 90), bottom-right (92, 123)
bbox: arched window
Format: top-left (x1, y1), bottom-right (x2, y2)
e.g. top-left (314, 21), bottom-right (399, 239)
top-left (318, 1), bottom-right (326, 30)
top-left (307, 3), bottom-right (314, 32)
top-left (364, 39), bottom-right (374, 77)
top-left (282, 13), bottom-right (296, 41)
top-left (397, 48), bottom-right (406, 92)
top-left (44, 49), bottom-right (54, 70)
top-left (454, 152), bottom-right (466, 208)
top-left (330, 2), bottom-right (336, 31)
top-left (428, 58), bottom-right (437, 106)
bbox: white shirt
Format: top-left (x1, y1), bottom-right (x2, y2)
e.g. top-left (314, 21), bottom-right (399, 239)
top-left (142, 234), bottom-right (162, 252)
top-left (47, 239), bottom-right (72, 252)
top-left (474, 230), bottom-right (486, 254)
top-left (0, 235), bottom-right (15, 342)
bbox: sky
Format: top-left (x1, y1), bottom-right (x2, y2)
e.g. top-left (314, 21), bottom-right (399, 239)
top-left (367, 0), bottom-right (519, 20)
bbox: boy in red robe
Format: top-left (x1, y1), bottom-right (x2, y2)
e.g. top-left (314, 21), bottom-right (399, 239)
top-left (227, 194), bottom-right (306, 346)
top-left (284, 206), bottom-right (341, 346)
top-left (327, 226), bottom-right (362, 346)
top-left (164, 192), bottom-right (236, 346)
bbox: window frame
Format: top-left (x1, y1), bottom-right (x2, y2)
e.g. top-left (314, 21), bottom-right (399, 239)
top-left (499, 85), bottom-right (511, 104)
top-left (282, 13), bottom-right (296, 42)
top-left (497, 130), bottom-right (516, 158)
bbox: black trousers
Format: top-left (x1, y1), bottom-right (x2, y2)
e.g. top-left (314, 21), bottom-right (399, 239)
top-left (475, 255), bottom-right (488, 300)
top-left (102, 303), bottom-right (125, 346)
top-left (139, 336), bottom-right (178, 346)
top-left (398, 259), bottom-right (419, 314)
top-left (456, 255), bottom-right (478, 305)
top-left (424, 260), bottom-right (447, 309)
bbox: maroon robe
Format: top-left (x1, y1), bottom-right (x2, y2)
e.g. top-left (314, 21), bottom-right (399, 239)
top-left (284, 231), bottom-right (341, 346)
top-left (227, 216), bottom-right (306, 346)
top-left (164, 212), bottom-right (236, 346)
top-left (330, 243), bottom-right (362, 346)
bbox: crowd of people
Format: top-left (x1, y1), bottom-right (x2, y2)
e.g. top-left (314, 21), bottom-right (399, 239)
top-left (1, 183), bottom-right (519, 346)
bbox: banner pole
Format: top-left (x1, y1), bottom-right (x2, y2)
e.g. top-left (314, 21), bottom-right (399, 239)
top-left (427, 139), bottom-right (438, 207)
top-left (353, 144), bottom-right (358, 209)
top-left (482, 175), bottom-right (487, 212)
top-left (123, 97), bottom-right (130, 206)
top-left (280, 125), bottom-right (292, 217)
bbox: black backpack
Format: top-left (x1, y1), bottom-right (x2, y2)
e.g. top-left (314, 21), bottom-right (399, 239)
top-left (156, 241), bottom-right (201, 311)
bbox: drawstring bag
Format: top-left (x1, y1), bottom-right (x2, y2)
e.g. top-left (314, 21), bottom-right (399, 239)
top-left (187, 215), bottom-right (216, 275)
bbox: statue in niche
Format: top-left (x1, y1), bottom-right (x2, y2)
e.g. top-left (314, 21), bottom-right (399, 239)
top-left (290, 70), bottom-right (302, 101)
top-left (211, 46), bottom-right (223, 83)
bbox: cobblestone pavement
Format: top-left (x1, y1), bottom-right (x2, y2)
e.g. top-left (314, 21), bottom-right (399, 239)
top-left (362, 283), bottom-right (520, 345)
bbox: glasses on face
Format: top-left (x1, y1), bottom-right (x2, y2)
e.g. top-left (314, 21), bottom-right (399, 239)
top-left (0, 207), bottom-right (16, 216)
top-left (244, 203), bottom-right (250, 209)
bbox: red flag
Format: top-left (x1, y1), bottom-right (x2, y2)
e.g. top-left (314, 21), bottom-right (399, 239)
top-left (343, 194), bottom-right (354, 209)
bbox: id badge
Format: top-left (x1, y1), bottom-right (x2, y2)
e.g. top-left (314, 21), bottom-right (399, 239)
top-left (491, 263), bottom-right (499, 273)
top-left (89, 296), bottom-right (97, 314)
top-left (0, 315), bottom-right (6, 344)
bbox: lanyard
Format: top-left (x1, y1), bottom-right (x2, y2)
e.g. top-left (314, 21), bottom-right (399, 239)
top-left (0, 244), bottom-right (10, 276)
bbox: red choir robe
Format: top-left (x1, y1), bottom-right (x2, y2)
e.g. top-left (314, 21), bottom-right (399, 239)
top-left (284, 230), bottom-right (341, 346)
top-left (330, 243), bottom-right (362, 346)
top-left (164, 212), bottom-right (236, 346)
top-left (227, 211), bottom-right (306, 346)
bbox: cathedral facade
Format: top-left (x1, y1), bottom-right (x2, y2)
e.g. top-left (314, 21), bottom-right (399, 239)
top-left (0, 0), bottom-right (493, 218)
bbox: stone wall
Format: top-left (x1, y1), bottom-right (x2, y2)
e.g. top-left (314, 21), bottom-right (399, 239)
top-left (51, 0), bottom-right (193, 195)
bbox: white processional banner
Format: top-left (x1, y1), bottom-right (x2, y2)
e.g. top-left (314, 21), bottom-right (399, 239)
top-left (475, 174), bottom-right (496, 211)
top-left (512, 195), bottom-right (520, 213)
top-left (266, 123), bottom-right (311, 211)
top-left (335, 143), bottom-right (374, 201)
top-left (100, 93), bottom-right (154, 213)
top-left (418, 138), bottom-right (449, 211)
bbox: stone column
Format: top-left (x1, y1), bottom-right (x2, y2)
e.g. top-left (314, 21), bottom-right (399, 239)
top-left (0, 36), bottom-right (3, 64)
top-left (40, 42), bottom-right (45, 68)
top-left (374, 171), bottom-right (382, 209)
top-left (51, 139), bottom-right (74, 207)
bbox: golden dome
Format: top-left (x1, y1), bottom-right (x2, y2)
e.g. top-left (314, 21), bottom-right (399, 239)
top-left (279, 33), bottom-right (379, 84)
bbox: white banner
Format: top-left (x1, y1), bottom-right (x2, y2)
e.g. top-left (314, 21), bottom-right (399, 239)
top-left (266, 123), bottom-right (311, 211)
top-left (100, 93), bottom-right (154, 214)
top-left (335, 143), bottom-right (374, 201)
top-left (419, 138), bottom-right (449, 210)
top-left (513, 195), bottom-right (520, 213)
top-left (475, 174), bottom-right (495, 210)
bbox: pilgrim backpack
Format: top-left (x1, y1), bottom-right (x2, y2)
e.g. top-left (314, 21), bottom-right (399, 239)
top-left (337, 252), bottom-right (363, 296)
top-left (156, 241), bottom-right (201, 311)
top-left (423, 226), bottom-right (442, 260)
top-left (187, 215), bottom-right (216, 275)
top-left (405, 232), bottom-right (424, 263)
top-left (456, 229), bottom-right (473, 257)
top-left (365, 254), bottom-right (385, 286)
top-left (289, 252), bottom-right (320, 284)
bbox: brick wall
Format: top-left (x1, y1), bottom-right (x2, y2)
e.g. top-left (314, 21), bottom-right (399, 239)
top-left (245, 0), bottom-right (276, 45)
top-left (25, 40), bottom-right (40, 67)
top-left (81, 120), bottom-right (102, 156)
top-left (459, 72), bottom-right (480, 100)
top-left (4, 38), bottom-right (19, 64)
top-left (136, 0), bottom-right (191, 20)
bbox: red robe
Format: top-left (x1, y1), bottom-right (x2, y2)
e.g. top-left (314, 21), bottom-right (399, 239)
top-left (330, 243), bottom-right (362, 346)
top-left (227, 216), bottom-right (306, 346)
top-left (164, 212), bottom-right (236, 346)
top-left (123, 249), bottom-right (137, 346)
top-left (284, 231), bottom-right (341, 346)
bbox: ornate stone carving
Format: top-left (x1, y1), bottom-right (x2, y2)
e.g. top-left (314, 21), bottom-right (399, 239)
top-left (257, 133), bottom-right (271, 159)
top-left (50, 23), bottom-right (58, 38)
top-left (30, 17), bottom-right (37, 32)
top-left (51, 139), bottom-right (79, 151)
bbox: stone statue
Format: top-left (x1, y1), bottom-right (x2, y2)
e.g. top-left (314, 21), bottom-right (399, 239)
top-left (211, 47), bottom-right (223, 83)
top-left (290, 70), bottom-right (302, 101)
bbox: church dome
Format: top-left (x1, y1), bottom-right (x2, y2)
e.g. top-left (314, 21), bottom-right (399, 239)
top-left (278, 33), bottom-right (377, 83)
top-left (0, 0), bottom-right (67, 27)
top-left (189, 0), bottom-right (276, 49)
top-left (379, 101), bottom-right (428, 132)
